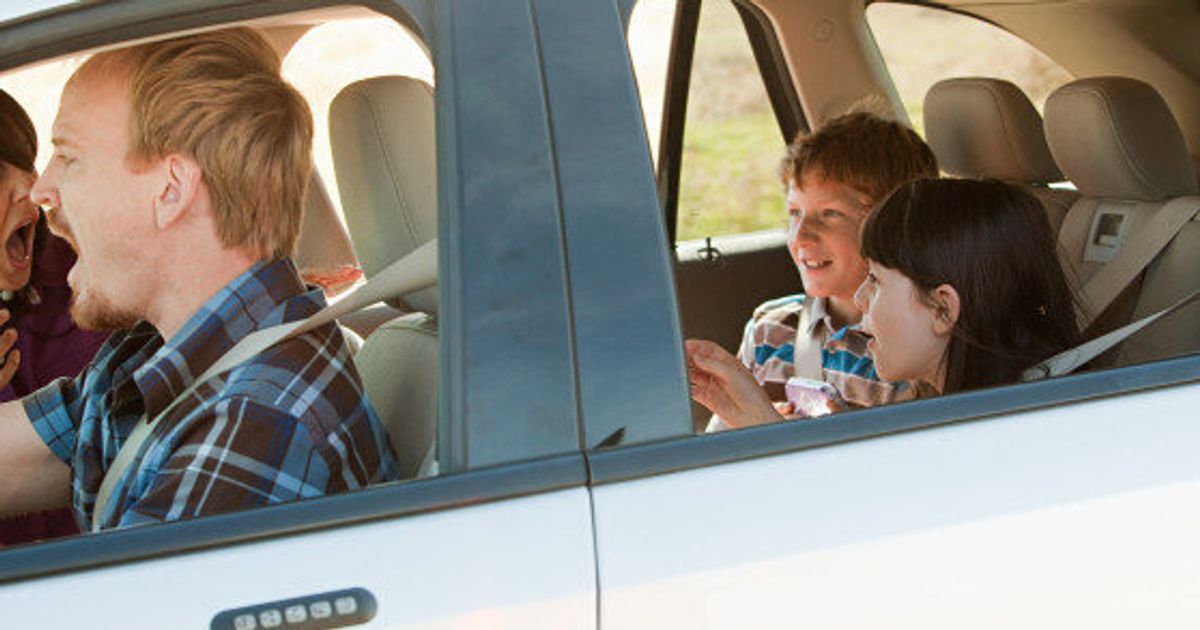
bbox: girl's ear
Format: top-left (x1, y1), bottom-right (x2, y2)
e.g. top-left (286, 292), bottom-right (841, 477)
top-left (929, 283), bottom-right (961, 336)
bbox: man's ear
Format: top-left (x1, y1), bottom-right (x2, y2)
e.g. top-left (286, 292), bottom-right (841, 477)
top-left (154, 154), bottom-right (202, 230)
top-left (929, 283), bottom-right (961, 337)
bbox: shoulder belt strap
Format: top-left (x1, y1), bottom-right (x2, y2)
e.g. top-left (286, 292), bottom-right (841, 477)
top-left (90, 240), bottom-right (438, 531)
top-left (1077, 197), bottom-right (1200, 330)
top-left (1025, 285), bottom-right (1200, 381)
top-left (792, 298), bottom-right (824, 382)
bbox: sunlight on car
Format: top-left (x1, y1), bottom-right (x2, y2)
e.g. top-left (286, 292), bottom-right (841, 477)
top-left (283, 17), bottom-right (433, 223)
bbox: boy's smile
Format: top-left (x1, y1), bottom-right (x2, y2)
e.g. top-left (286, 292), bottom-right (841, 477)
top-left (786, 171), bottom-right (874, 323)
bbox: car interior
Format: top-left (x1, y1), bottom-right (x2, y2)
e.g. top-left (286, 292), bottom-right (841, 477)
top-left (0, 0), bottom-right (1197, 493)
top-left (664, 0), bottom-right (1200, 429)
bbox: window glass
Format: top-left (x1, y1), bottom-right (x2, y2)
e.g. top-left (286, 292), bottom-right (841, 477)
top-left (676, 0), bottom-right (785, 242)
top-left (0, 14), bottom-right (442, 545)
top-left (627, 0), bottom-right (676, 165)
top-left (283, 17), bottom-right (433, 221)
top-left (0, 58), bottom-right (81, 170)
top-left (866, 2), bottom-right (1073, 136)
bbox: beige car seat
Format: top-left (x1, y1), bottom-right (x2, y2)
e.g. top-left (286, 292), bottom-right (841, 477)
top-left (295, 172), bottom-right (364, 353)
top-left (1044, 76), bottom-right (1200, 363)
top-left (924, 77), bottom-right (1075, 235)
top-left (330, 75), bottom-right (438, 478)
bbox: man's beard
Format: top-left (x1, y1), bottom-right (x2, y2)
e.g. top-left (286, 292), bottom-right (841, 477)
top-left (71, 288), bottom-right (138, 331)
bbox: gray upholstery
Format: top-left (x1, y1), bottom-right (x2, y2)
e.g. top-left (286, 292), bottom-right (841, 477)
top-left (1045, 77), bottom-right (1200, 366)
top-left (1045, 77), bottom-right (1198, 201)
top-left (330, 76), bottom-right (439, 478)
top-left (330, 76), bottom-right (437, 313)
top-left (925, 77), bottom-right (1061, 183)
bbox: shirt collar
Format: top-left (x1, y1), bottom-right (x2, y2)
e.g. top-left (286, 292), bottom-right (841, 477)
top-left (133, 257), bottom-right (320, 419)
top-left (805, 296), bottom-right (831, 336)
top-left (806, 296), bottom-right (864, 338)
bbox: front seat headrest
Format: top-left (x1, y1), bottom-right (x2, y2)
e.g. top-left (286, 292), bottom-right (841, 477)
top-left (924, 77), bottom-right (1061, 183)
top-left (331, 76), bottom-right (438, 313)
top-left (1044, 76), bottom-right (1198, 201)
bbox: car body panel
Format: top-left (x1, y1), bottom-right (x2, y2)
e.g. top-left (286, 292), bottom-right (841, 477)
top-left (0, 488), bottom-right (597, 628)
top-left (593, 382), bottom-right (1200, 628)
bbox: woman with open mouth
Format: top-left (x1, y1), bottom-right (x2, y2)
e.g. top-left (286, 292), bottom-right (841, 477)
top-left (0, 88), bottom-right (108, 546)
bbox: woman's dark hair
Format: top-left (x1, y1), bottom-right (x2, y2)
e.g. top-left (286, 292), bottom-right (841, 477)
top-left (0, 88), bottom-right (48, 314)
top-left (0, 88), bottom-right (37, 172)
top-left (860, 178), bottom-right (1081, 393)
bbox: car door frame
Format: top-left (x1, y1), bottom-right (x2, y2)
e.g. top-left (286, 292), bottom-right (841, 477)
top-left (0, 0), bottom-right (595, 602)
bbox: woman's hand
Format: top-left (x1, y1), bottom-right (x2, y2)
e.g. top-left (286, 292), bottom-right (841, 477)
top-left (0, 310), bottom-right (19, 390)
top-left (685, 339), bottom-right (783, 429)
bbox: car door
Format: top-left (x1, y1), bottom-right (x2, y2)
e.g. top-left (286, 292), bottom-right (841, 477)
top-left (0, 1), bottom-right (597, 627)
top-left (589, 361), bottom-right (1200, 628)
top-left (589, 1), bottom-right (1200, 626)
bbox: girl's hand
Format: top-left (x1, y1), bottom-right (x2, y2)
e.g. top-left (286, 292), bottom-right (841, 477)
top-left (0, 310), bottom-right (19, 390)
top-left (685, 339), bottom-right (783, 429)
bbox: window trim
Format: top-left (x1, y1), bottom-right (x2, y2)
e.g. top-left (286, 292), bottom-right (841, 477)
top-left (735, 0), bottom-right (806, 144)
top-left (657, 0), bottom-right (700, 245)
top-left (587, 353), bottom-right (1200, 485)
top-left (657, 0), bottom-right (800, 245)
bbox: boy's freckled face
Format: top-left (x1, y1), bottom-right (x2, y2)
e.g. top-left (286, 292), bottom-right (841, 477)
top-left (786, 171), bottom-right (873, 303)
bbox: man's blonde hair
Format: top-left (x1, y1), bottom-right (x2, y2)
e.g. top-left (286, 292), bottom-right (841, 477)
top-left (79, 27), bottom-right (312, 259)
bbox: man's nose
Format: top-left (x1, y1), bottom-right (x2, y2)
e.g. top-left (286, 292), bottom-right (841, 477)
top-left (28, 171), bottom-right (56, 211)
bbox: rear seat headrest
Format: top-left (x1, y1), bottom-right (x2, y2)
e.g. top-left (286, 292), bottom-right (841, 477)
top-left (1044, 76), bottom-right (1198, 201)
top-left (924, 77), bottom-right (1062, 183)
top-left (331, 76), bottom-right (438, 313)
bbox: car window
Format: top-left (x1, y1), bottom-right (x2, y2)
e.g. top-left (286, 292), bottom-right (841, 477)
top-left (0, 58), bottom-right (80, 168)
top-left (282, 16), bottom-right (433, 222)
top-left (626, 0), bottom-right (675, 166)
top-left (0, 5), bottom-right (581, 549)
top-left (866, 1), bottom-right (1073, 137)
top-left (628, 0), bottom-right (786, 242)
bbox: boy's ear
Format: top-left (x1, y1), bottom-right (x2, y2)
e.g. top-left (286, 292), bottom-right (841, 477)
top-left (929, 283), bottom-right (961, 336)
top-left (154, 154), bottom-right (201, 230)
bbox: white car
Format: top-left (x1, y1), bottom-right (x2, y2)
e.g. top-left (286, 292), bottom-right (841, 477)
top-left (0, 0), bottom-right (1197, 628)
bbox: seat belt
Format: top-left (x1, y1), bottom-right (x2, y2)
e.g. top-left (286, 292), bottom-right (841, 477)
top-left (91, 240), bottom-right (438, 531)
top-left (792, 298), bottom-right (824, 382)
top-left (1076, 197), bottom-right (1200, 330)
top-left (1024, 285), bottom-right (1200, 381)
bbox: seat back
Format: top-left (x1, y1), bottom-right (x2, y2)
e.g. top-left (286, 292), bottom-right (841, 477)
top-left (1044, 76), bottom-right (1200, 363)
top-left (924, 77), bottom-right (1076, 235)
top-left (330, 76), bottom-right (438, 477)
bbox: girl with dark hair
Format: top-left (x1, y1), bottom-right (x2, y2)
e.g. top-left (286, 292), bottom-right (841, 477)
top-left (0, 89), bottom-right (108, 545)
top-left (688, 178), bottom-right (1079, 424)
top-left (855, 178), bottom-right (1079, 393)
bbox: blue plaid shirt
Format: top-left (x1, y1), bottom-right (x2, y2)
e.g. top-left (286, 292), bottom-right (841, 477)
top-left (24, 257), bottom-right (400, 530)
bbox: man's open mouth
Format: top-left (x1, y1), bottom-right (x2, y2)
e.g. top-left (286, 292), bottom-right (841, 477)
top-left (4, 215), bottom-right (36, 270)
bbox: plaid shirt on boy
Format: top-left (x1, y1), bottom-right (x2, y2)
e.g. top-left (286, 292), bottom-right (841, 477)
top-left (738, 294), bottom-right (913, 407)
top-left (24, 257), bottom-right (400, 530)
